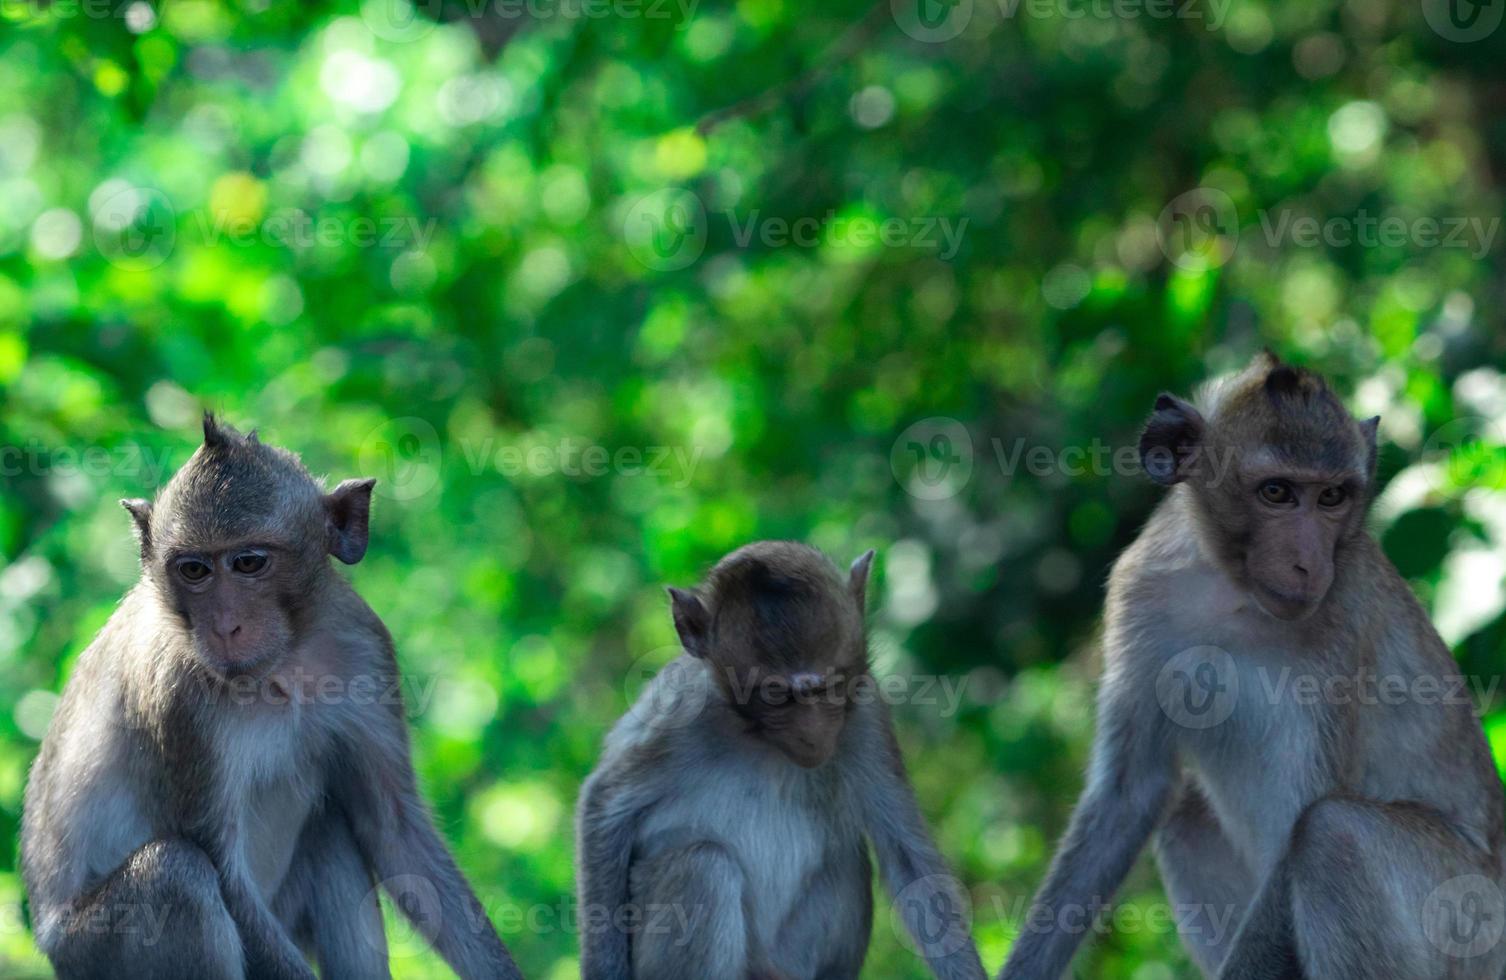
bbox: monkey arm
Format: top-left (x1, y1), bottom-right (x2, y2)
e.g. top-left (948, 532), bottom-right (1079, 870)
top-left (329, 724), bottom-right (523, 980)
top-left (575, 766), bottom-right (642, 980)
top-left (215, 856), bottom-right (320, 980)
top-left (996, 682), bottom-right (1176, 980)
top-left (856, 706), bottom-right (987, 980)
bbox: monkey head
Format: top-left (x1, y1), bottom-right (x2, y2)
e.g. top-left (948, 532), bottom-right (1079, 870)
top-left (1139, 352), bottom-right (1378, 622)
top-left (668, 542), bottom-right (875, 769)
top-left (121, 413), bottom-right (375, 676)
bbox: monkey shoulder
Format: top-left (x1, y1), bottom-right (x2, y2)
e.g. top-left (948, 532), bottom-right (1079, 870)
top-left (597, 655), bottom-right (718, 764)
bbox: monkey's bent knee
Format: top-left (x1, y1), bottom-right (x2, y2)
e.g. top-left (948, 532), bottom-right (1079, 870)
top-left (50, 839), bottom-right (244, 980)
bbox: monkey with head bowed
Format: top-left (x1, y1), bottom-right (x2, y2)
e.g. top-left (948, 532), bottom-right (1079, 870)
top-left (576, 541), bottom-right (986, 980)
top-left (21, 416), bottom-right (521, 980)
top-left (998, 353), bottom-right (1506, 979)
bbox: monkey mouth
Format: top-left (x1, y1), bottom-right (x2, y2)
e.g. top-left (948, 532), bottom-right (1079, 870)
top-left (195, 641), bottom-right (280, 680)
top-left (1251, 584), bottom-right (1322, 622)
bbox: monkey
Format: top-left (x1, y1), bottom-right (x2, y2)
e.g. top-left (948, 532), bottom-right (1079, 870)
top-left (998, 352), bottom-right (1506, 979)
top-left (576, 541), bottom-right (987, 980)
top-left (20, 415), bottom-right (522, 980)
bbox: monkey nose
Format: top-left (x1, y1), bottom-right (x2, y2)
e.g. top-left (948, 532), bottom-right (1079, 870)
top-left (1293, 563), bottom-right (1309, 577)
top-left (212, 619), bottom-right (243, 642)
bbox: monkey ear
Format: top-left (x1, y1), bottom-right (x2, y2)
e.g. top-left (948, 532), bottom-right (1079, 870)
top-left (848, 549), bottom-right (875, 610)
top-left (120, 498), bottom-right (153, 559)
top-left (667, 587), bottom-right (711, 658)
top-left (1138, 393), bottom-right (1205, 486)
top-left (324, 478), bottom-right (376, 565)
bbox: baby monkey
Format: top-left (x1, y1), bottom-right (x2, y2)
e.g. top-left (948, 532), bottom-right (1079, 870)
top-left (576, 541), bottom-right (986, 980)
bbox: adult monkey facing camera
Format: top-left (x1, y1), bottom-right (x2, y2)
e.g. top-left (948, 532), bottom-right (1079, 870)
top-left (577, 541), bottom-right (986, 980)
top-left (998, 353), bottom-right (1506, 980)
top-left (22, 416), bottom-right (521, 980)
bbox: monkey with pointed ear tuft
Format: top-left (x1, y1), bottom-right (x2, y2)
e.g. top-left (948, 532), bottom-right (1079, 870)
top-left (21, 417), bottom-right (523, 980)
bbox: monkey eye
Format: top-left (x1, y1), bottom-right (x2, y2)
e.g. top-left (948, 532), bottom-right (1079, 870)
top-left (177, 558), bottom-right (212, 583)
top-left (230, 551), bottom-right (269, 575)
top-left (1318, 486), bottom-right (1347, 508)
top-left (1258, 481), bottom-right (1294, 505)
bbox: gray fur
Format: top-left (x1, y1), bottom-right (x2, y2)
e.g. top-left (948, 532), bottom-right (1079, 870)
top-left (21, 420), bottom-right (519, 979)
top-left (578, 543), bottom-right (984, 980)
top-left (999, 358), bottom-right (1506, 979)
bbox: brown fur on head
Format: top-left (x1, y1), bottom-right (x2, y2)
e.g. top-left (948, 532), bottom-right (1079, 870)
top-left (122, 413), bottom-right (376, 676)
top-left (668, 541), bottom-right (874, 768)
top-left (1139, 352), bottom-right (1379, 622)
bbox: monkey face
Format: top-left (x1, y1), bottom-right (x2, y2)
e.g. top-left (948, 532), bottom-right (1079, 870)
top-left (1237, 473), bottom-right (1358, 621)
top-left (1138, 354), bottom-right (1377, 623)
top-left (739, 669), bottom-right (851, 768)
top-left (164, 544), bottom-right (299, 674)
top-left (127, 414), bottom-right (378, 678)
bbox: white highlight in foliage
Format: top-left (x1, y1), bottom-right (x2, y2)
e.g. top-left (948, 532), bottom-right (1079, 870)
top-left (1433, 546), bottom-right (1506, 647)
top-left (885, 538), bottom-right (938, 626)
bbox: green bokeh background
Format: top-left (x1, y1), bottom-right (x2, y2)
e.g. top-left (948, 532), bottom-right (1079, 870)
top-left (4, 0), bottom-right (1506, 975)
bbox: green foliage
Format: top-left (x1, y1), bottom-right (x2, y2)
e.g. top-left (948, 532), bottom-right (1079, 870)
top-left (2, 0), bottom-right (1505, 975)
